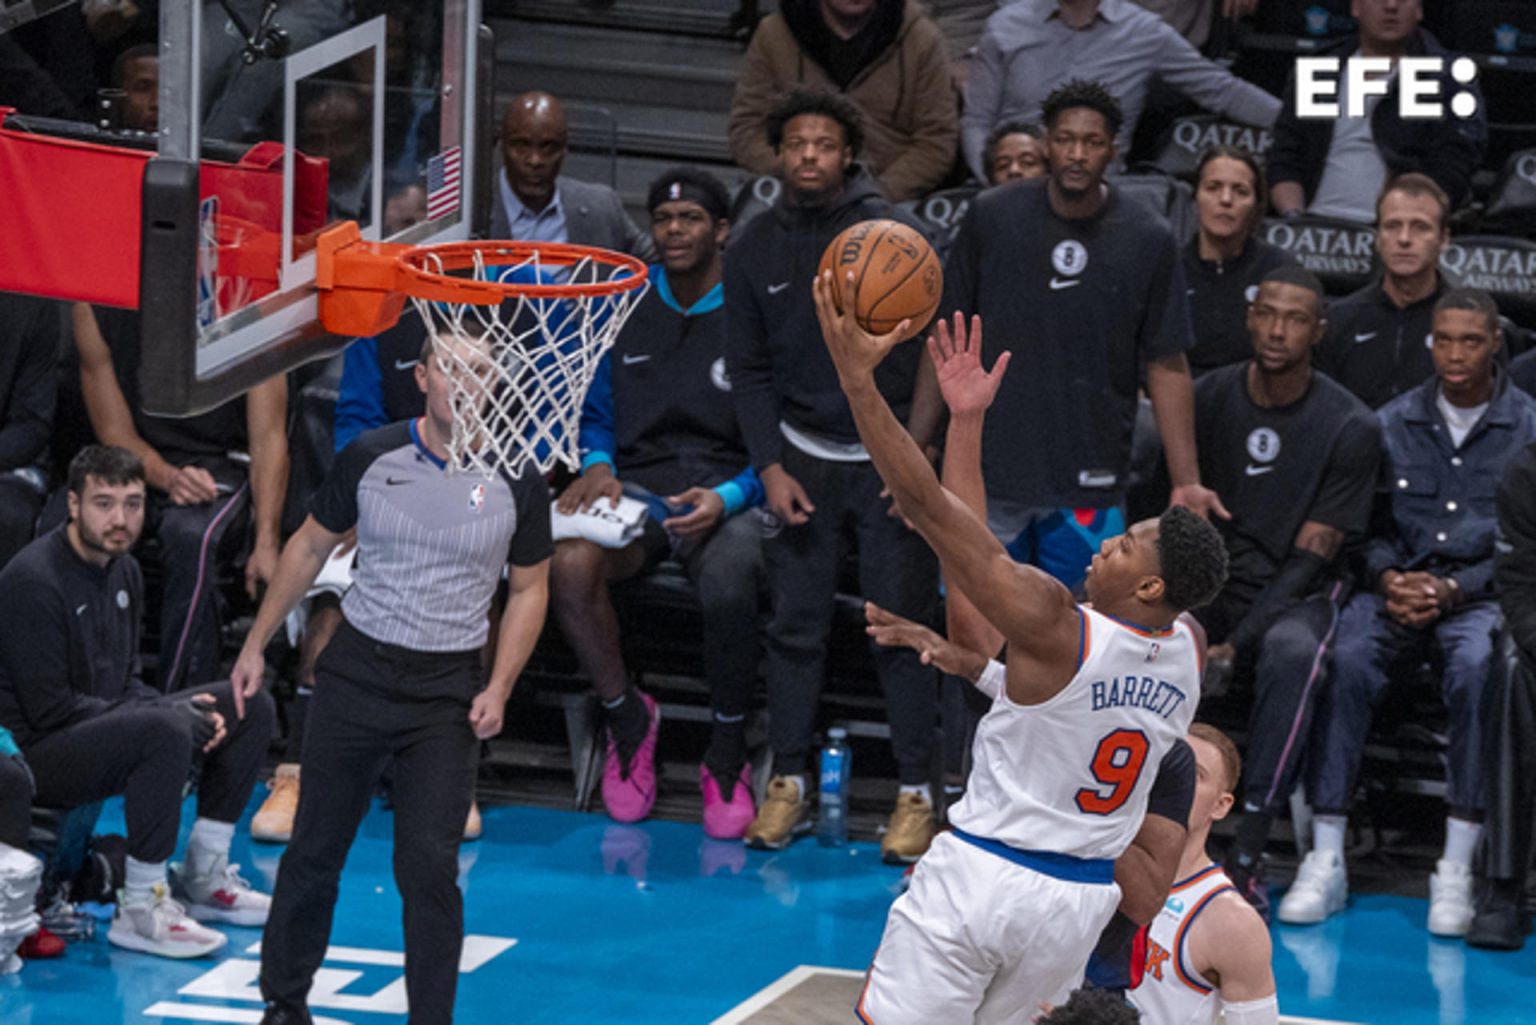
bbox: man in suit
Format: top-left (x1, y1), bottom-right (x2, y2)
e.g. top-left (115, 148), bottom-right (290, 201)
top-left (490, 91), bottom-right (656, 260)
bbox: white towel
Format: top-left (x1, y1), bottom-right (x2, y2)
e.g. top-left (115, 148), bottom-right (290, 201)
top-left (551, 496), bottom-right (650, 549)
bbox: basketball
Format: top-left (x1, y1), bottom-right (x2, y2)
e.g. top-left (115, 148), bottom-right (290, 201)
top-left (818, 219), bottom-right (942, 341)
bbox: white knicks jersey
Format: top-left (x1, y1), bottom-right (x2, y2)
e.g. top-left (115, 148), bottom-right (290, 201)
top-left (948, 606), bottom-right (1201, 860)
top-left (1130, 864), bottom-right (1236, 1024)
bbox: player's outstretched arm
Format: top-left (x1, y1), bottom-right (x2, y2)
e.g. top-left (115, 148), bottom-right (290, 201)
top-left (814, 271), bottom-right (1079, 681)
top-left (864, 602), bottom-right (991, 688)
top-left (230, 515), bottom-right (345, 718)
top-left (931, 313), bottom-right (1008, 662)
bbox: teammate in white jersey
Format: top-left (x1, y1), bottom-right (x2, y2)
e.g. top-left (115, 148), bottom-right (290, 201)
top-left (814, 278), bottom-right (1228, 1022)
top-left (1132, 724), bottom-right (1277, 1025)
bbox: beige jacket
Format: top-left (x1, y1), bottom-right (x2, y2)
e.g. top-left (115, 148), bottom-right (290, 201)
top-left (729, 1), bottom-right (958, 202)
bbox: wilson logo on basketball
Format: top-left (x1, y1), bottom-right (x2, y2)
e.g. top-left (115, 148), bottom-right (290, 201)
top-left (818, 219), bottom-right (943, 340)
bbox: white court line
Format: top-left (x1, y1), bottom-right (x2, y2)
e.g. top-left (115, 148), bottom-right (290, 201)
top-left (710, 965), bottom-right (1363, 1025)
top-left (710, 965), bottom-right (865, 1024)
top-left (143, 1004), bottom-right (350, 1025)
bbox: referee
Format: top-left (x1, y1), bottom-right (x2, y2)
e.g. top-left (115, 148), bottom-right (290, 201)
top-left (231, 334), bottom-right (552, 1025)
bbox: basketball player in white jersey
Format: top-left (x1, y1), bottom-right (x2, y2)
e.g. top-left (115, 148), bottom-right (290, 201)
top-left (813, 277), bottom-right (1228, 1022)
top-left (1132, 724), bottom-right (1277, 1025)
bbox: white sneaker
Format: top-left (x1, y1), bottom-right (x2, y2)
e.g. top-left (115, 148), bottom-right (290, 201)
top-left (1277, 850), bottom-right (1348, 925)
top-left (174, 856), bottom-right (273, 927)
top-left (1428, 859), bottom-right (1475, 937)
top-left (108, 884), bottom-right (227, 958)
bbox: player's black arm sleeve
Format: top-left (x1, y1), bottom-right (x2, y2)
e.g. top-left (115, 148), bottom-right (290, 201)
top-left (1497, 450), bottom-right (1536, 660)
top-left (723, 254), bottom-right (785, 471)
top-left (0, 300), bottom-right (58, 471)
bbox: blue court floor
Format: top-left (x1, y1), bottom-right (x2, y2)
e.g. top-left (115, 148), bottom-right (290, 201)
top-left (2, 794), bottom-right (1533, 1025)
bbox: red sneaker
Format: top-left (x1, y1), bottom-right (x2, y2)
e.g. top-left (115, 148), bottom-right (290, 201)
top-left (18, 926), bottom-right (65, 959)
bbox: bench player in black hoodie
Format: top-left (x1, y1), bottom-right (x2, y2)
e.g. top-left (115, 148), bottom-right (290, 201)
top-left (725, 89), bottom-right (940, 862)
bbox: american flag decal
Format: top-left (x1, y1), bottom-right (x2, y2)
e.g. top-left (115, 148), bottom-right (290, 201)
top-left (426, 146), bottom-right (462, 220)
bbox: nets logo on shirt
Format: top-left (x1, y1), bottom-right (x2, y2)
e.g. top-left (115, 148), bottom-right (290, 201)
top-left (1049, 241), bottom-right (1088, 291)
top-left (710, 357), bottom-right (732, 392)
top-left (1246, 428), bottom-right (1281, 477)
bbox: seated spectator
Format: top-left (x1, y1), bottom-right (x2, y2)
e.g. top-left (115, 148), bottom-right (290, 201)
top-left (982, 119), bottom-right (1047, 185)
top-left (0, 293), bottom-right (57, 573)
top-left (961, 0), bottom-right (1280, 181)
top-left (1268, 0), bottom-right (1486, 221)
top-left (1316, 174), bottom-right (1451, 410)
top-left (298, 85), bottom-right (373, 224)
top-left (1468, 440), bottom-right (1536, 950)
top-left (729, 0), bottom-right (957, 202)
top-left (550, 168), bottom-right (766, 837)
top-left (1184, 146), bottom-right (1297, 376)
top-left (0, 446), bottom-right (276, 959)
top-left (1284, 290), bottom-right (1536, 937)
top-left (1183, 267), bottom-right (1380, 915)
top-left (110, 42), bottom-right (157, 132)
top-left (74, 305), bottom-right (289, 690)
top-left (491, 91), bottom-right (656, 259)
top-left (725, 90), bottom-right (940, 861)
top-left (1130, 724), bottom-right (1278, 1024)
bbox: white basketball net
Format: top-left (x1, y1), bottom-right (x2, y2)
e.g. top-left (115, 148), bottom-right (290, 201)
top-left (407, 247), bottom-right (648, 478)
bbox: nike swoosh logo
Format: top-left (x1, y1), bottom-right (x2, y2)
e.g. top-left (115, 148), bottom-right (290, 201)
top-left (1353, 332), bottom-right (1377, 344)
top-left (385, 477), bottom-right (412, 485)
top-left (621, 354), bottom-right (652, 365)
top-left (1049, 277), bottom-right (1081, 291)
top-left (767, 282), bottom-right (791, 295)
top-left (395, 359), bottom-right (420, 371)
top-left (1244, 464), bottom-right (1274, 477)
top-left (76, 604), bottom-right (87, 616)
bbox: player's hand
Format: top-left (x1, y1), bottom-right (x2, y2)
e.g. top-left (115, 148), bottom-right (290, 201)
top-left (813, 268), bottom-right (911, 386)
top-left (928, 312), bottom-right (1010, 419)
top-left (190, 694), bottom-right (229, 753)
top-left (663, 487), bottom-right (724, 538)
top-left (168, 465), bottom-right (220, 506)
top-left (865, 602), bottom-right (987, 681)
top-left (469, 686), bottom-right (510, 740)
top-left (557, 464), bottom-right (622, 514)
top-left (229, 647), bottom-right (265, 720)
top-left (1169, 483), bottom-right (1232, 522)
top-left (245, 535), bottom-right (280, 599)
top-left (761, 464), bottom-right (815, 526)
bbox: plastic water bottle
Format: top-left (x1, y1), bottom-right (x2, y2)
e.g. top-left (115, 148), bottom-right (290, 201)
top-left (817, 727), bottom-right (852, 847)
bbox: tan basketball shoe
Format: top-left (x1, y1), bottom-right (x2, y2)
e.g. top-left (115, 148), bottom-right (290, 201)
top-left (250, 764), bottom-right (300, 843)
top-left (743, 776), bottom-right (810, 850)
top-left (881, 791), bottom-right (937, 864)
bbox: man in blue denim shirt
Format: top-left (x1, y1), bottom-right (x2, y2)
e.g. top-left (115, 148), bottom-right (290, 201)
top-left (1280, 289), bottom-right (1536, 938)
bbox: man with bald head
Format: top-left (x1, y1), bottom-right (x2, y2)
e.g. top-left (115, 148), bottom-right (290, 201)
top-left (491, 91), bottom-right (654, 259)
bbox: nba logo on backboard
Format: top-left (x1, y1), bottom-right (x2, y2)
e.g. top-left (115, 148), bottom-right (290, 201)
top-left (468, 483), bottom-right (485, 513)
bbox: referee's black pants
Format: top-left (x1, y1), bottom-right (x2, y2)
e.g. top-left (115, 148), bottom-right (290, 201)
top-left (260, 620), bottom-right (480, 1025)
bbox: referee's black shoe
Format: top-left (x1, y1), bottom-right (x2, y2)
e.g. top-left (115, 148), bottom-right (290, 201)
top-left (260, 1003), bottom-right (312, 1025)
top-left (1466, 879), bottom-right (1531, 951)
